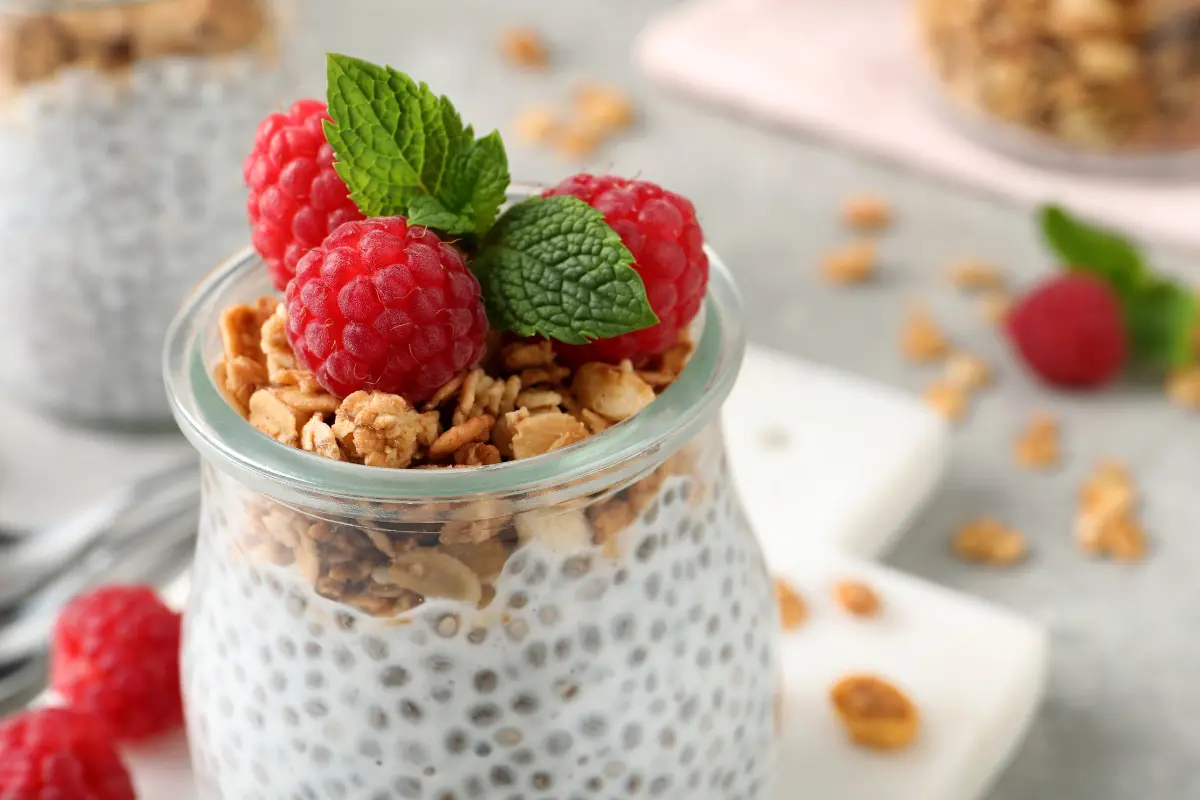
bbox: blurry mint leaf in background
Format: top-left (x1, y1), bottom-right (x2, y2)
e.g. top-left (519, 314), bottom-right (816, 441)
top-left (473, 196), bottom-right (658, 345)
top-left (1124, 281), bottom-right (1197, 371)
top-left (1040, 205), bottom-right (1148, 296)
top-left (324, 54), bottom-right (509, 236)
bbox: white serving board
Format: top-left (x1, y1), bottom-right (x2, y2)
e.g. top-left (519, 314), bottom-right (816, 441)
top-left (8, 346), bottom-right (1044, 800)
top-left (635, 0), bottom-right (1200, 254)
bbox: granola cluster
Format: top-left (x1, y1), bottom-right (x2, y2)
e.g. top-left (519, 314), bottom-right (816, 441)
top-left (0, 0), bottom-right (273, 89)
top-left (212, 296), bottom-right (697, 615)
top-left (917, 0), bottom-right (1200, 153)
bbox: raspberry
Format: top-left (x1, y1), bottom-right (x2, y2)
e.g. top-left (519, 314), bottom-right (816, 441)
top-left (1006, 273), bottom-right (1127, 388)
top-left (544, 174), bottom-right (709, 365)
top-left (285, 217), bottom-right (490, 402)
top-left (51, 585), bottom-right (183, 742)
top-left (0, 708), bottom-right (135, 800)
top-left (244, 98), bottom-right (365, 291)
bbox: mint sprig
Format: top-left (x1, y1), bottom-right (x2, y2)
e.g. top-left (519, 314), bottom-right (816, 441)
top-left (324, 53), bottom-right (509, 236)
top-left (473, 196), bottom-right (659, 345)
top-left (1039, 205), bottom-right (1197, 371)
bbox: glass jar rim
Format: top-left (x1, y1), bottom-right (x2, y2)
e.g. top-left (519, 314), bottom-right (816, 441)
top-left (163, 190), bottom-right (745, 509)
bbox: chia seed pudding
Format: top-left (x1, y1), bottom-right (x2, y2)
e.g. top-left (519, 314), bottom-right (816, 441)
top-left (0, 0), bottom-right (294, 426)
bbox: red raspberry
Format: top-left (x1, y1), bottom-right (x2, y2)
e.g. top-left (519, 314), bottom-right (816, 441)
top-left (1006, 273), bottom-right (1127, 388)
top-left (0, 708), bottom-right (135, 800)
top-left (51, 585), bottom-right (183, 743)
top-left (544, 174), bottom-right (708, 365)
top-left (285, 217), bottom-right (489, 402)
top-left (244, 98), bottom-right (365, 291)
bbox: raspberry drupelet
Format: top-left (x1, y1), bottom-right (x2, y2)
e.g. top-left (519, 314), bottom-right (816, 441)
top-left (245, 99), bottom-right (365, 291)
top-left (285, 217), bottom-right (490, 402)
top-left (545, 174), bottom-right (709, 366)
top-left (0, 708), bottom-right (136, 800)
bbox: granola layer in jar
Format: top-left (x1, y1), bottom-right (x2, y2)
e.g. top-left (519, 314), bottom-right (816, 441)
top-left (0, 0), bottom-right (295, 427)
top-left (916, 0), bottom-right (1200, 172)
top-left (166, 234), bottom-right (780, 799)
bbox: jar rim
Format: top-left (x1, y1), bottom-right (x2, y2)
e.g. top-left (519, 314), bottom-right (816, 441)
top-left (163, 188), bottom-right (745, 507)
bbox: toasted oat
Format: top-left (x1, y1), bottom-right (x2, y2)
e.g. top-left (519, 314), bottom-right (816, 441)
top-left (497, 375), bottom-right (522, 416)
top-left (1013, 413), bottom-right (1060, 469)
top-left (923, 380), bottom-right (967, 421)
top-left (498, 26), bottom-right (547, 69)
top-left (953, 517), bottom-right (1027, 566)
top-left (259, 303), bottom-right (296, 381)
top-left (273, 368), bottom-right (322, 394)
top-left (438, 500), bottom-right (509, 546)
top-left (978, 291), bottom-right (1013, 324)
top-left (901, 305), bottom-right (949, 362)
top-left (514, 106), bottom-right (559, 144)
top-left (774, 578), bottom-right (807, 630)
top-left (518, 365), bottom-right (570, 387)
top-left (515, 388), bottom-right (563, 409)
top-left (429, 414), bottom-right (495, 461)
top-left (830, 675), bottom-right (919, 751)
top-left (821, 241), bottom-right (877, 284)
top-left (492, 407), bottom-right (530, 459)
top-left (574, 81), bottom-right (635, 133)
top-left (219, 299), bottom-right (273, 363)
top-left (454, 442), bottom-right (502, 467)
top-left (574, 362), bottom-right (656, 422)
top-left (1166, 366), bottom-right (1200, 409)
top-left (947, 258), bottom-right (1004, 290)
top-left (248, 388), bottom-right (308, 446)
top-left (379, 550), bottom-right (483, 604)
top-left (273, 386), bottom-right (340, 415)
top-left (841, 195), bottom-right (892, 230)
top-left (1075, 460), bottom-right (1145, 560)
top-left (424, 371), bottom-right (467, 411)
top-left (579, 408), bottom-right (611, 434)
top-left (223, 355), bottom-right (268, 416)
top-left (510, 411), bottom-right (589, 459)
top-left (300, 414), bottom-right (344, 461)
top-left (833, 579), bottom-right (881, 618)
top-left (454, 369), bottom-right (505, 425)
top-left (332, 391), bottom-right (439, 469)
top-left (590, 499), bottom-right (638, 556)
top-left (660, 333), bottom-right (694, 376)
top-left (502, 340), bottom-right (555, 371)
top-left (944, 351), bottom-right (991, 390)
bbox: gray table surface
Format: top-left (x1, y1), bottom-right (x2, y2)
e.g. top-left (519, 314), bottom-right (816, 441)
top-left (300, 2), bottom-right (1200, 798)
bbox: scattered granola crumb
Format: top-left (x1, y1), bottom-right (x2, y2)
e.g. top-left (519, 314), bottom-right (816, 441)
top-left (953, 517), bottom-right (1027, 566)
top-left (841, 194), bottom-right (892, 230)
top-left (1013, 413), bottom-right (1060, 470)
top-left (1075, 460), bottom-right (1146, 561)
top-left (947, 258), bottom-right (1004, 290)
top-left (774, 578), bottom-right (807, 630)
top-left (1166, 366), bottom-right (1200, 410)
top-left (514, 106), bottom-right (559, 145)
top-left (978, 291), bottom-right (1013, 324)
top-left (498, 26), bottom-right (548, 69)
top-left (574, 81), bottom-right (635, 134)
top-left (554, 123), bottom-right (601, 161)
top-left (944, 351), bottom-right (991, 390)
top-left (830, 675), bottom-right (919, 751)
top-left (901, 304), bottom-right (949, 362)
top-left (833, 580), bottom-right (881, 618)
top-left (923, 380), bottom-right (967, 421)
top-left (821, 241), bottom-right (877, 284)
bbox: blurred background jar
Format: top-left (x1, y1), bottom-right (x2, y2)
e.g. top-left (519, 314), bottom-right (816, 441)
top-left (0, 0), bottom-right (297, 429)
top-left (916, 0), bottom-right (1200, 174)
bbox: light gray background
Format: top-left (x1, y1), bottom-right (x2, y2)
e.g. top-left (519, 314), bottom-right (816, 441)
top-left (296, 1), bottom-right (1200, 797)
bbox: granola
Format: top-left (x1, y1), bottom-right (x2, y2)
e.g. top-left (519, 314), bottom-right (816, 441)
top-left (1013, 413), bottom-right (1061, 469)
top-left (953, 517), bottom-right (1028, 566)
top-left (830, 675), bottom-right (920, 751)
top-left (774, 578), bottom-right (807, 630)
top-left (498, 26), bottom-right (548, 69)
top-left (841, 195), bottom-right (892, 230)
top-left (901, 304), bottom-right (949, 362)
top-left (1075, 460), bottom-right (1147, 561)
top-left (821, 241), bottom-right (877, 285)
top-left (833, 580), bottom-right (881, 618)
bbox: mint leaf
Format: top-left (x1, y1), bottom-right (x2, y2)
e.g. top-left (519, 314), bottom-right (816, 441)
top-left (324, 54), bottom-right (509, 235)
top-left (1125, 280), bottom-right (1197, 371)
top-left (405, 196), bottom-right (474, 236)
top-left (473, 196), bottom-right (659, 345)
top-left (1040, 205), bottom-right (1148, 296)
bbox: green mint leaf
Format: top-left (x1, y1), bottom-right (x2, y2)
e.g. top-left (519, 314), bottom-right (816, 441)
top-left (1124, 280), bottom-right (1197, 371)
top-left (473, 196), bottom-right (659, 345)
top-left (1039, 205), bottom-right (1148, 296)
top-left (324, 54), bottom-right (509, 234)
top-left (405, 195), bottom-right (474, 236)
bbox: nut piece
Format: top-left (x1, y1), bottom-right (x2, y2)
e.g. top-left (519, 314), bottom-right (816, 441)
top-left (498, 26), bottom-right (547, 68)
top-left (841, 195), bottom-right (892, 230)
top-left (774, 578), bottom-right (807, 630)
top-left (429, 414), bottom-right (495, 461)
top-left (300, 414), bottom-right (344, 461)
top-left (830, 675), bottom-right (919, 751)
top-left (923, 380), bottom-right (968, 422)
top-left (944, 351), bottom-right (992, 390)
top-left (510, 411), bottom-right (589, 459)
top-left (573, 363), bottom-right (656, 422)
top-left (1013, 413), bottom-right (1060, 469)
top-left (833, 579), bottom-right (881, 618)
top-left (821, 241), bottom-right (877, 284)
top-left (978, 291), bottom-right (1012, 325)
top-left (1075, 460), bottom-right (1146, 561)
top-left (946, 259), bottom-right (1004, 290)
top-left (901, 305), bottom-right (949, 362)
top-left (953, 517), bottom-right (1027, 566)
top-left (1166, 366), bottom-right (1200, 410)
top-left (248, 389), bottom-right (308, 446)
top-left (574, 81), bottom-right (635, 133)
top-left (514, 106), bottom-right (560, 144)
top-left (332, 391), bottom-right (439, 469)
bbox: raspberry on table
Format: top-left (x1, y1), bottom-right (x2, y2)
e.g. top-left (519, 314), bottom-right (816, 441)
top-left (1005, 273), bottom-right (1127, 389)
top-left (285, 217), bottom-right (490, 402)
top-left (544, 174), bottom-right (709, 366)
top-left (0, 707), bottom-right (135, 800)
top-left (244, 98), bottom-right (365, 291)
top-left (51, 585), bottom-right (184, 742)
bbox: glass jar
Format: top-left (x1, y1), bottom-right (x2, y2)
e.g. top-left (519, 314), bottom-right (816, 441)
top-left (916, 0), bottom-right (1200, 175)
top-left (165, 235), bottom-right (781, 799)
top-left (0, 0), bottom-right (297, 428)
